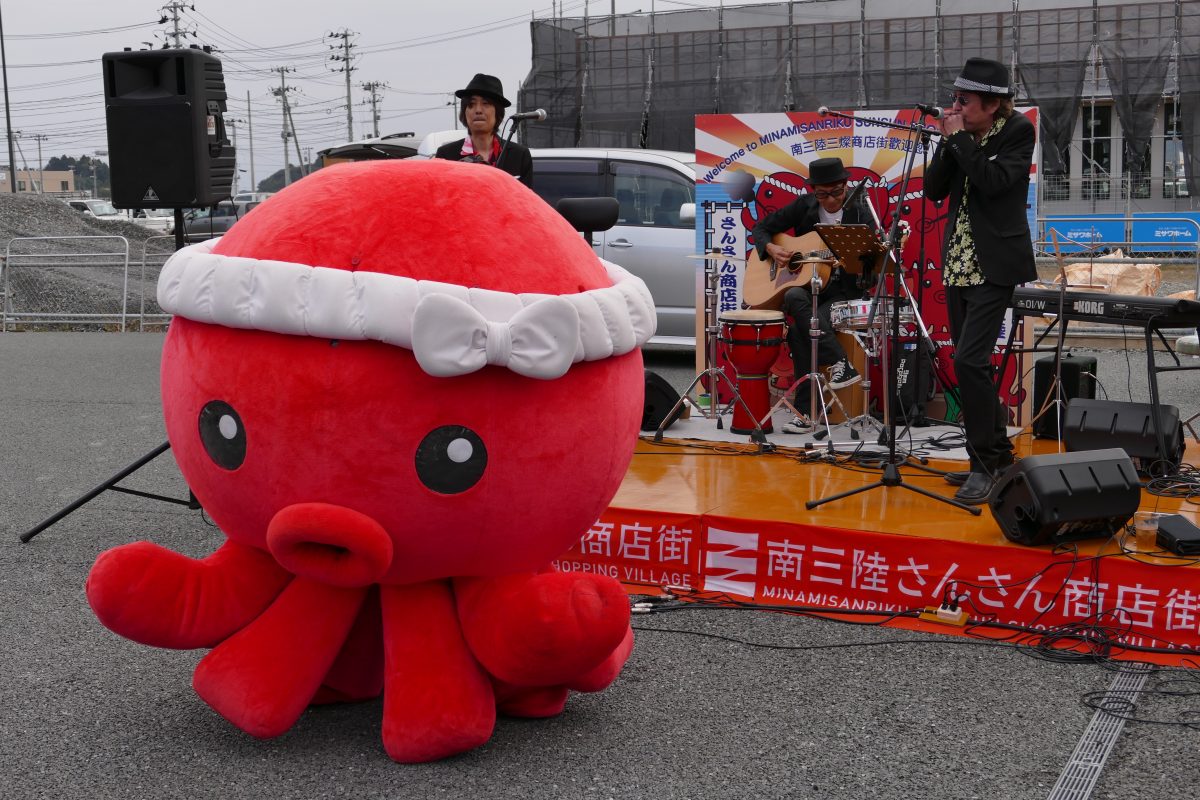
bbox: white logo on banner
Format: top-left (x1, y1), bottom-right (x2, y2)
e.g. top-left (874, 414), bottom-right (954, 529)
top-left (703, 526), bottom-right (759, 597)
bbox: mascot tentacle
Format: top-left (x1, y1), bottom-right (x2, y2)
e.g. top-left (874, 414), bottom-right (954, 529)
top-left (86, 540), bottom-right (290, 649)
top-left (381, 582), bottom-right (496, 763)
top-left (454, 571), bottom-right (632, 687)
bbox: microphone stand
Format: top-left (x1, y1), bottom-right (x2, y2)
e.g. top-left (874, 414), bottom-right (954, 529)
top-left (806, 107), bottom-right (979, 516)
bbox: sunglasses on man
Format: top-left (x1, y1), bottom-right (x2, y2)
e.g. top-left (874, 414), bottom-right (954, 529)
top-left (813, 184), bottom-right (846, 200)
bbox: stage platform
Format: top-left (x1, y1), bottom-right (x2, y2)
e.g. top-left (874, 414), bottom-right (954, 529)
top-left (555, 426), bottom-right (1200, 663)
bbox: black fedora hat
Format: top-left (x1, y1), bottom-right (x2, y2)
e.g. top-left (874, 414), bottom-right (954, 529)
top-left (454, 73), bottom-right (511, 108)
top-left (953, 57), bottom-right (1013, 97)
top-left (808, 157), bottom-right (850, 186)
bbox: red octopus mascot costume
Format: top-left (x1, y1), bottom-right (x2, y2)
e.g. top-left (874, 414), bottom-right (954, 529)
top-left (84, 159), bottom-right (653, 763)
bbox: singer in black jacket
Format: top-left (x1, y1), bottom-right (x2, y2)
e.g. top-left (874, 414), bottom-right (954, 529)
top-left (751, 157), bottom-right (876, 433)
top-left (435, 73), bottom-right (533, 187)
top-left (924, 57), bottom-right (1037, 504)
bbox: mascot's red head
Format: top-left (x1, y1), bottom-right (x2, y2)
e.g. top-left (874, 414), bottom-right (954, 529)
top-left (157, 159), bottom-right (652, 586)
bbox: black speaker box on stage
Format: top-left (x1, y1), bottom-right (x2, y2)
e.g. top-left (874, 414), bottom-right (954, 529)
top-left (988, 448), bottom-right (1140, 546)
top-left (889, 342), bottom-right (932, 422)
top-left (103, 47), bottom-right (235, 208)
top-left (1031, 355), bottom-right (1096, 439)
top-left (642, 370), bottom-right (684, 432)
top-left (1062, 398), bottom-right (1184, 476)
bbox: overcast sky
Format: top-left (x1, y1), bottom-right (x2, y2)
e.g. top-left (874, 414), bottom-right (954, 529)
top-left (0, 0), bottom-right (764, 191)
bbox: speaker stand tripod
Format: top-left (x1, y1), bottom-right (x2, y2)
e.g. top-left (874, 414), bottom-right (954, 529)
top-left (20, 442), bottom-right (199, 543)
top-left (655, 250), bottom-right (771, 448)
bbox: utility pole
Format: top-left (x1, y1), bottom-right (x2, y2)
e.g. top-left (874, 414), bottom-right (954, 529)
top-left (0, 3), bottom-right (17, 193)
top-left (328, 29), bottom-right (357, 141)
top-left (30, 133), bottom-right (48, 193)
top-left (362, 81), bottom-right (387, 138)
top-left (246, 91), bottom-right (255, 192)
top-left (226, 118), bottom-right (240, 195)
top-left (271, 67), bottom-right (297, 186)
top-left (159, 2), bottom-right (194, 48)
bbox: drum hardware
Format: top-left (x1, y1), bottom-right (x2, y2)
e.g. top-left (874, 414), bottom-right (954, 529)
top-left (654, 249), bottom-right (772, 449)
top-left (757, 271), bottom-right (845, 443)
top-left (802, 109), bottom-right (978, 515)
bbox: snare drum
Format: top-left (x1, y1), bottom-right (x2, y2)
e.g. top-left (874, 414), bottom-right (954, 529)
top-left (830, 298), bottom-right (914, 332)
top-left (718, 310), bottom-right (786, 434)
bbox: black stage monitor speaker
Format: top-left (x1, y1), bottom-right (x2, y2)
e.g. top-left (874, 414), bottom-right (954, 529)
top-left (1062, 398), bottom-right (1183, 476)
top-left (103, 47), bottom-right (235, 208)
top-left (989, 448), bottom-right (1140, 546)
top-left (642, 370), bottom-right (684, 432)
top-left (1031, 355), bottom-right (1096, 439)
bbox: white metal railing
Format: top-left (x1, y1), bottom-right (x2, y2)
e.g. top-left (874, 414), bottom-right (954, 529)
top-left (1, 236), bottom-right (131, 331)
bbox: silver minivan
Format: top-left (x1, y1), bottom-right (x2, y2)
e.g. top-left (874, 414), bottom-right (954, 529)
top-left (529, 148), bottom-right (697, 347)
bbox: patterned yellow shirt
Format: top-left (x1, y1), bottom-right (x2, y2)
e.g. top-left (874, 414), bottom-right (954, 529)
top-left (943, 115), bottom-right (1008, 288)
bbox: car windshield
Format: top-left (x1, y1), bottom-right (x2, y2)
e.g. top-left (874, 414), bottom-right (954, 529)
top-left (87, 200), bottom-right (118, 216)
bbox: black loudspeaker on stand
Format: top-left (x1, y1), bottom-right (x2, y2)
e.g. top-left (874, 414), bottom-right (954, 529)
top-left (1032, 355), bottom-right (1096, 439)
top-left (989, 449), bottom-right (1140, 546)
top-left (103, 47), bottom-right (235, 208)
top-left (642, 370), bottom-right (684, 432)
top-left (1062, 398), bottom-right (1184, 476)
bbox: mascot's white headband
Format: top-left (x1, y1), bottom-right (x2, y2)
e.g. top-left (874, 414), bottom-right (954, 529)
top-left (157, 239), bottom-right (656, 380)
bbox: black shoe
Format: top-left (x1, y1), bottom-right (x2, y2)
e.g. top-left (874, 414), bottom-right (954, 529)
top-left (944, 470), bottom-right (970, 486)
top-left (953, 472), bottom-right (995, 505)
top-left (944, 452), bottom-right (1015, 486)
top-left (827, 358), bottom-right (861, 390)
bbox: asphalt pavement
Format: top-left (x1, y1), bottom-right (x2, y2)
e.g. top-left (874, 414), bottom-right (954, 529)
top-left (2, 333), bottom-right (1198, 800)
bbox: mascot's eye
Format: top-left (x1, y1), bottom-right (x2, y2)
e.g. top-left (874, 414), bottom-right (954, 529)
top-left (415, 425), bottom-right (487, 494)
top-left (198, 400), bottom-right (246, 470)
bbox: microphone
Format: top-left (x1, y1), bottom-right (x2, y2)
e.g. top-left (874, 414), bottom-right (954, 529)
top-left (817, 106), bottom-right (830, 116)
top-left (840, 178), bottom-right (866, 213)
top-left (510, 108), bottom-right (547, 122)
top-left (915, 103), bottom-right (943, 119)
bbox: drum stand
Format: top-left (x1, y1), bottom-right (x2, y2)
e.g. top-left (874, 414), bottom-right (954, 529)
top-left (760, 274), bottom-right (848, 444)
top-left (654, 251), bottom-right (771, 447)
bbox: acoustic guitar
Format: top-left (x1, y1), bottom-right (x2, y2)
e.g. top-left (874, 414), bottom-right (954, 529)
top-left (743, 231), bottom-right (838, 310)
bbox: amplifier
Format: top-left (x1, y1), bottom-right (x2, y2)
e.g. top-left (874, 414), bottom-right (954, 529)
top-left (1031, 355), bottom-right (1096, 439)
top-left (989, 449), bottom-right (1141, 546)
top-left (1157, 515), bottom-right (1200, 556)
top-left (1063, 398), bottom-right (1183, 476)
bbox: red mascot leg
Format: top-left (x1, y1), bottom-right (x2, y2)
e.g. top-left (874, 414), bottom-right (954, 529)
top-left (492, 679), bottom-right (569, 718)
top-left (313, 586), bottom-right (383, 704)
top-left (86, 540), bottom-right (291, 649)
top-left (569, 626), bottom-right (635, 693)
top-left (454, 571), bottom-right (631, 687)
top-left (192, 577), bottom-right (368, 739)
top-left (379, 582), bottom-right (495, 763)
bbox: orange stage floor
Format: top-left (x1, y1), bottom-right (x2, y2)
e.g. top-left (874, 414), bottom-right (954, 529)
top-left (552, 430), bottom-right (1200, 663)
top-left (613, 432), bottom-right (1200, 553)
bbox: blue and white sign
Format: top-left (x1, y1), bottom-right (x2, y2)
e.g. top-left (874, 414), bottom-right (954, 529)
top-left (1043, 216), bottom-right (1125, 254)
top-left (1130, 212), bottom-right (1200, 253)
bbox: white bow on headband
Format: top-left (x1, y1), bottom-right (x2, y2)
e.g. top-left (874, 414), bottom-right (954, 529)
top-left (411, 294), bottom-right (579, 379)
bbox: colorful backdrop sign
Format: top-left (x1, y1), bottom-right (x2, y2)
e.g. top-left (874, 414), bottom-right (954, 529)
top-left (694, 109), bottom-right (1039, 414)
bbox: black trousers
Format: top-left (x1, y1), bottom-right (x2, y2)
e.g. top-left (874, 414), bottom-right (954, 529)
top-left (782, 284), bottom-right (850, 412)
top-left (945, 280), bottom-right (1015, 474)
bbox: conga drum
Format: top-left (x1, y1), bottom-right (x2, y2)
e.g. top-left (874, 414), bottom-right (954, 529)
top-left (718, 310), bottom-right (786, 434)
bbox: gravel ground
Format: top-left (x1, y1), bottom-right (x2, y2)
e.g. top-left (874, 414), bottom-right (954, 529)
top-left (1, 332), bottom-right (1198, 800)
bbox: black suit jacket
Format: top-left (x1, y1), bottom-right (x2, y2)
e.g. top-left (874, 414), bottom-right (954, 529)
top-left (751, 192), bottom-right (879, 298)
top-left (924, 111), bottom-right (1037, 287)
top-left (434, 138), bottom-right (533, 187)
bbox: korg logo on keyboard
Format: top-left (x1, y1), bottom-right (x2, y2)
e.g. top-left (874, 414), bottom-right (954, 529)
top-left (1072, 299), bottom-right (1105, 316)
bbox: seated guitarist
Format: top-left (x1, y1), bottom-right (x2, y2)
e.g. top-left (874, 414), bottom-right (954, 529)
top-left (750, 157), bottom-right (872, 433)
